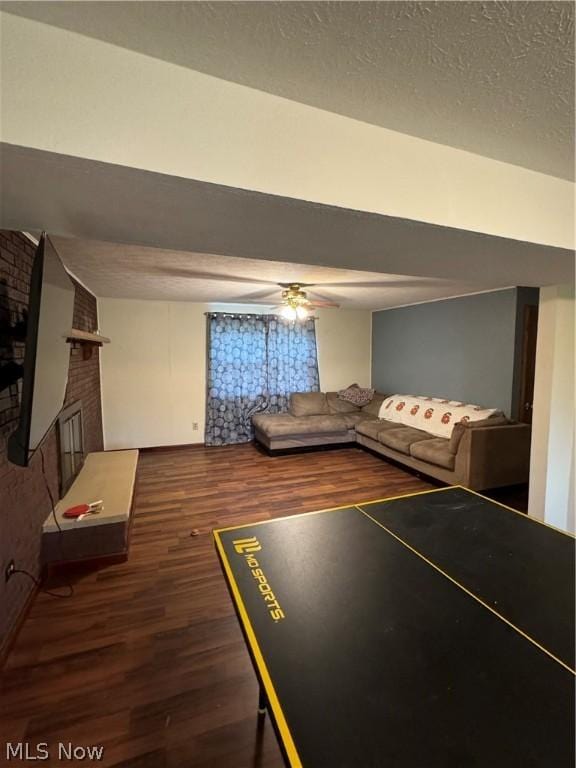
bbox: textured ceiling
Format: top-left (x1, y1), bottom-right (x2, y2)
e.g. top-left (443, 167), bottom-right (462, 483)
top-left (51, 236), bottom-right (500, 310)
top-left (2, 1), bottom-right (574, 179)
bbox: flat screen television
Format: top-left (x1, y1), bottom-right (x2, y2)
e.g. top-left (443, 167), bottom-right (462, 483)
top-left (8, 234), bottom-right (75, 467)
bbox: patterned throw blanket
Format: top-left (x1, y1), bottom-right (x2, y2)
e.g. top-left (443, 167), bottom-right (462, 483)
top-left (378, 395), bottom-right (502, 439)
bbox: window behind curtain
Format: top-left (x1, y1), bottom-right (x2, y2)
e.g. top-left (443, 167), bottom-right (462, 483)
top-left (205, 313), bottom-right (319, 446)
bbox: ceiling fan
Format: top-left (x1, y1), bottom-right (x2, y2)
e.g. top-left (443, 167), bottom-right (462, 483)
top-left (155, 267), bottom-right (342, 319)
top-left (156, 266), bottom-right (466, 318)
top-left (271, 283), bottom-right (339, 320)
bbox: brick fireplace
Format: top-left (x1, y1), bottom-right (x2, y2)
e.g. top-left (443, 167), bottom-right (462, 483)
top-left (0, 231), bottom-right (104, 660)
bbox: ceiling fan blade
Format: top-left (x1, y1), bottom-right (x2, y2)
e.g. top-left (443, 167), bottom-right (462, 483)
top-left (239, 288), bottom-right (282, 301)
top-left (309, 300), bottom-right (340, 308)
top-left (230, 296), bottom-right (284, 307)
top-left (311, 279), bottom-right (462, 289)
top-left (155, 267), bottom-right (277, 286)
top-left (307, 288), bottom-right (344, 303)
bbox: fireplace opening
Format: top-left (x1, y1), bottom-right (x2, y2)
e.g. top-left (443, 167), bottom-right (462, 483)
top-left (57, 400), bottom-right (85, 496)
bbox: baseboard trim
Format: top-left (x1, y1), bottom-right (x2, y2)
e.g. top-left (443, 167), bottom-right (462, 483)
top-left (140, 442), bottom-right (205, 452)
top-left (0, 580), bottom-right (39, 670)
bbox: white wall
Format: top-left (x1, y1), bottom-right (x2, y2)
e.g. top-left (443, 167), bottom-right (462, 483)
top-left (1, 11), bottom-right (573, 250)
top-left (528, 284), bottom-right (575, 532)
top-left (316, 308), bottom-right (371, 392)
top-left (98, 299), bottom-right (371, 449)
top-left (98, 300), bottom-right (206, 450)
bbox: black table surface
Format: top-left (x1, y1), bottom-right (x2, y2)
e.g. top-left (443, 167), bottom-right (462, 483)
top-left (214, 487), bottom-right (575, 768)
top-left (359, 486), bottom-right (575, 669)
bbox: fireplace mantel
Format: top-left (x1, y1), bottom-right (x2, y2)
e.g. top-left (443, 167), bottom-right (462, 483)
top-left (66, 329), bottom-right (110, 359)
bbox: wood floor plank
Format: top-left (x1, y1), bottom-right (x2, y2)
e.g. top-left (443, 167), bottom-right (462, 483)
top-left (1, 443), bottom-right (439, 766)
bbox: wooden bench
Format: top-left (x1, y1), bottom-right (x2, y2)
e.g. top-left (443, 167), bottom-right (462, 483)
top-left (42, 450), bottom-right (139, 567)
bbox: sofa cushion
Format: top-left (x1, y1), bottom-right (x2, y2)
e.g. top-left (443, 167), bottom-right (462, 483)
top-left (251, 412), bottom-right (276, 432)
top-left (361, 392), bottom-right (387, 417)
top-left (340, 412), bottom-right (367, 429)
top-left (356, 418), bottom-right (397, 441)
top-left (377, 427), bottom-right (433, 455)
top-left (289, 392), bottom-right (330, 417)
top-left (449, 414), bottom-right (511, 453)
top-left (252, 412), bottom-right (348, 437)
top-left (410, 438), bottom-right (455, 470)
top-left (326, 391), bottom-right (360, 414)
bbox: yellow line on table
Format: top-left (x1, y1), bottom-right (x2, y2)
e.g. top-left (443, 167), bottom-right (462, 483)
top-left (356, 505), bottom-right (575, 676)
top-left (213, 531), bottom-right (302, 768)
top-left (214, 485), bottom-right (453, 535)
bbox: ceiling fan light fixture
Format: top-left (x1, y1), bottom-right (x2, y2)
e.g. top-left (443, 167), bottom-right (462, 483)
top-left (281, 304), bottom-right (297, 321)
top-left (295, 305), bottom-right (308, 320)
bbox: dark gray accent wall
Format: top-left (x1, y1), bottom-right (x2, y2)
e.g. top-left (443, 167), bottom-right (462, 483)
top-left (371, 289), bottom-right (521, 415)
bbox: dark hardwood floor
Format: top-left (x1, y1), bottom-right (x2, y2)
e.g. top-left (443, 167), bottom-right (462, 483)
top-left (1, 443), bottom-right (521, 767)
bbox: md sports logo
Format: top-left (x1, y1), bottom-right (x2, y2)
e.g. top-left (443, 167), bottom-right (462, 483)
top-left (233, 537), bottom-right (262, 554)
top-left (232, 537), bottom-right (285, 623)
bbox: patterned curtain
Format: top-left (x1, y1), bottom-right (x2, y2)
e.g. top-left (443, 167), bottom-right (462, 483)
top-left (266, 316), bottom-right (320, 411)
top-left (205, 313), bottom-right (320, 446)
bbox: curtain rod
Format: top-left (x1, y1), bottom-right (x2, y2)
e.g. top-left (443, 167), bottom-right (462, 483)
top-left (204, 312), bottom-right (317, 320)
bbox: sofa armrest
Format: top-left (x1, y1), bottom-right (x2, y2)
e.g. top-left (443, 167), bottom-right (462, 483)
top-left (455, 423), bottom-right (531, 490)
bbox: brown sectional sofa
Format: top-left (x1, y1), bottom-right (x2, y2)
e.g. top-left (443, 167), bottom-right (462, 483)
top-left (252, 391), bottom-right (384, 450)
top-left (252, 391), bottom-right (531, 491)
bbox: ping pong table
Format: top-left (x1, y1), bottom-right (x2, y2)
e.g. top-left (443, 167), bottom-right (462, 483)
top-left (214, 486), bottom-right (575, 767)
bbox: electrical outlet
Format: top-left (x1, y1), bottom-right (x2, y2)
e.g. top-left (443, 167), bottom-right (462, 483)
top-left (5, 560), bottom-right (15, 583)
top-left (192, 423), bottom-right (198, 431)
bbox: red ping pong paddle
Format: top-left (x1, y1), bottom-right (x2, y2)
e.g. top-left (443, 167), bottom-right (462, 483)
top-left (63, 504), bottom-right (92, 518)
top-left (63, 500), bottom-right (103, 518)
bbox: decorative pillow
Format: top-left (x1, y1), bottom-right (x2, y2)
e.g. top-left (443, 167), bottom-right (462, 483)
top-left (338, 384), bottom-right (375, 407)
top-left (379, 394), bottom-right (503, 439)
top-left (289, 392), bottom-right (330, 417)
